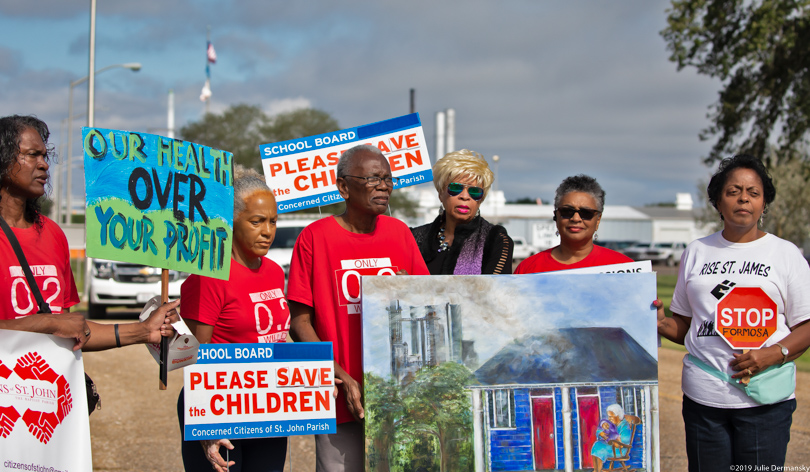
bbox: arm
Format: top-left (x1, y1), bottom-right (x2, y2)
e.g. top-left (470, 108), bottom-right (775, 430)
top-left (655, 299), bottom-right (690, 345)
top-left (185, 319), bottom-right (214, 344)
top-left (0, 313), bottom-right (90, 351)
top-left (81, 299), bottom-right (180, 351)
top-left (289, 300), bottom-right (364, 421)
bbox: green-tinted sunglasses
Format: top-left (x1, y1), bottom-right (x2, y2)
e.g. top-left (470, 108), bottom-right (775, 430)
top-left (447, 182), bottom-right (484, 201)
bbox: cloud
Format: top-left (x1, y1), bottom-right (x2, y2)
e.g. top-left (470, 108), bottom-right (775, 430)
top-left (0, 0), bottom-right (723, 206)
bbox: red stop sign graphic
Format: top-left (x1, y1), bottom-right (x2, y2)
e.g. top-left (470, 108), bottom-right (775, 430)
top-left (715, 286), bottom-right (778, 349)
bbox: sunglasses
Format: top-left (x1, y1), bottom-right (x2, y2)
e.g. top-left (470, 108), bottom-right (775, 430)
top-left (556, 206), bottom-right (601, 221)
top-left (447, 182), bottom-right (484, 201)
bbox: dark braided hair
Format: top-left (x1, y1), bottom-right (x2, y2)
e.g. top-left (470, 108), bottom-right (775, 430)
top-left (0, 115), bottom-right (54, 226)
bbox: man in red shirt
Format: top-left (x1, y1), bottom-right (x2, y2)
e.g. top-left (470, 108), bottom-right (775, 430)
top-left (287, 144), bottom-right (429, 471)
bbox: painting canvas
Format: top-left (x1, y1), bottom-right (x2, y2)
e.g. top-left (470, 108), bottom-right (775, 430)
top-left (361, 273), bottom-right (659, 472)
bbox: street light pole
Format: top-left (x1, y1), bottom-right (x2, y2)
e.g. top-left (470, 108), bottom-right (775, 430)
top-left (65, 63), bottom-right (141, 223)
top-left (88, 0), bottom-right (96, 128)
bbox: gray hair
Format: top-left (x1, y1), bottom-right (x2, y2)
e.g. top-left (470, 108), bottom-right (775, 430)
top-left (233, 164), bottom-right (272, 218)
top-left (606, 403), bottom-right (625, 420)
top-left (336, 144), bottom-right (384, 178)
top-left (554, 174), bottom-right (605, 212)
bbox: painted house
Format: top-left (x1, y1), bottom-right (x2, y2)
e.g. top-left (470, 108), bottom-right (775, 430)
top-left (468, 328), bottom-right (659, 472)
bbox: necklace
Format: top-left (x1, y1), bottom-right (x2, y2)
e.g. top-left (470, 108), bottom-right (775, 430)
top-left (437, 226), bottom-right (449, 252)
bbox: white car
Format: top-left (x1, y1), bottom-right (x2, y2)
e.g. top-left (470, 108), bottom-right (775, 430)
top-left (512, 237), bottom-right (538, 262)
top-left (623, 242), bottom-right (686, 266)
top-left (87, 259), bottom-right (186, 319)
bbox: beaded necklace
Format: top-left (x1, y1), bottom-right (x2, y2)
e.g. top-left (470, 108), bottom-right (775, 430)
top-left (437, 226), bottom-right (450, 252)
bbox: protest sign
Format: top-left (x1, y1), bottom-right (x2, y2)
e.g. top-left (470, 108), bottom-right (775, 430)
top-left (0, 330), bottom-right (91, 471)
top-left (83, 128), bottom-right (234, 280)
top-left (715, 286), bottom-right (778, 350)
top-left (183, 342), bottom-right (336, 440)
top-left (260, 113), bottom-right (432, 213)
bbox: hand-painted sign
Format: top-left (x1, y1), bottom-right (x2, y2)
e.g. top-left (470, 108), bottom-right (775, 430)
top-left (715, 286), bottom-right (778, 349)
top-left (183, 342), bottom-right (336, 440)
top-left (83, 128), bottom-right (234, 280)
top-left (0, 330), bottom-right (92, 471)
top-left (259, 113), bottom-right (433, 213)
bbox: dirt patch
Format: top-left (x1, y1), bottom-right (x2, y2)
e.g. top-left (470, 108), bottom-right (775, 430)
top-left (84, 328), bottom-right (809, 471)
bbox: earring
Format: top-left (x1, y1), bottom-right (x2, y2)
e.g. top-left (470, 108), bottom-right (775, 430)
top-left (594, 233), bottom-right (598, 241)
top-left (438, 205), bottom-right (444, 216)
top-left (555, 230), bottom-right (560, 237)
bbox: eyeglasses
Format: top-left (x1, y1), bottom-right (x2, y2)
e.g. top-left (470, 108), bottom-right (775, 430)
top-left (556, 206), bottom-right (601, 221)
top-left (447, 182), bottom-right (484, 201)
top-left (343, 175), bottom-right (399, 187)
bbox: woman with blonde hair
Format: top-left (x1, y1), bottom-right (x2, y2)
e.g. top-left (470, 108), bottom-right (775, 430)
top-left (411, 149), bottom-right (513, 274)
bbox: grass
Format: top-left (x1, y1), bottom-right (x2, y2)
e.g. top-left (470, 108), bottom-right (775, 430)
top-left (656, 274), bottom-right (810, 373)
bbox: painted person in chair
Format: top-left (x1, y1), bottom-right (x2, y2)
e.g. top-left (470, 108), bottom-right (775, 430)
top-left (590, 403), bottom-right (633, 472)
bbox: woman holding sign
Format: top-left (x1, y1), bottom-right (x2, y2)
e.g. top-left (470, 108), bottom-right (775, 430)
top-left (411, 149), bottom-right (514, 274)
top-left (179, 166), bottom-right (290, 472)
top-left (657, 154), bottom-right (810, 471)
top-left (0, 115), bottom-right (178, 348)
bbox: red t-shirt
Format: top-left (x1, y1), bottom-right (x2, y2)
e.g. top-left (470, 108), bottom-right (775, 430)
top-left (514, 245), bottom-right (633, 274)
top-left (286, 215), bottom-right (429, 424)
top-left (181, 258), bottom-right (290, 344)
top-left (0, 217), bottom-right (79, 318)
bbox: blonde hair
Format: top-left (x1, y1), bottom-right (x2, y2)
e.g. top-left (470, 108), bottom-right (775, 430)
top-left (432, 149), bottom-right (494, 201)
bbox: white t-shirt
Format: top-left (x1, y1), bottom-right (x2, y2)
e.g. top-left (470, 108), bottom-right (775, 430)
top-left (671, 231), bottom-right (810, 408)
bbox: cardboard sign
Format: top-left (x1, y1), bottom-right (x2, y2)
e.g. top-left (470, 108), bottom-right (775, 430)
top-left (715, 286), bottom-right (778, 349)
top-left (183, 342), bottom-right (336, 440)
top-left (83, 128), bottom-right (234, 280)
top-left (260, 113), bottom-right (433, 213)
top-left (0, 330), bottom-right (92, 471)
top-left (138, 296), bottom-right (199, 371)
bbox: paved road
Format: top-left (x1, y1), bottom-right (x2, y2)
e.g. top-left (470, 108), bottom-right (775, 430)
top-left (84, 318), bottom-right (809, 471)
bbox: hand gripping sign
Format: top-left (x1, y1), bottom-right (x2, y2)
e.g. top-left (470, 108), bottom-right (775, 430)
top-left (260, 113), bottom-right (433, 213)
top-left (715, 286), bottom-right (778, 350)
top-left (183, 342), bottom-right (336, 440)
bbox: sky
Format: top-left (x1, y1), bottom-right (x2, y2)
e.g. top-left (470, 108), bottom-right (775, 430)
top-left (0, 0), bottom-right (721, 207)
top-left (362, 273), bottom-right (659, 378)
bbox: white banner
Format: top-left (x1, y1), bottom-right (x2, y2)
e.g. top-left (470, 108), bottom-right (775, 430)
top-left (0, 330), bottom-right (91, 472)
top-left (184, 342), bottom-right (336, 440)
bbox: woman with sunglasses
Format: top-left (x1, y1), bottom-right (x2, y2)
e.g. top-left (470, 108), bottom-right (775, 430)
top-left (411, 149), bottom-right (513, 275)
top-left (515, 175), bottom-right (631, 273)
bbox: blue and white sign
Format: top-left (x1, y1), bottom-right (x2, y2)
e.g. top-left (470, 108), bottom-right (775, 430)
top-left (260, 113), bottom-right (433, 213)
top-left (183, 342), bottom-right (336, 440)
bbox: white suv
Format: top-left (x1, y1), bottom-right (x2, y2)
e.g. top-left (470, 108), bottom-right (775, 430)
top-left (512, 237), bottom-right (538, 262)
top-left (87, 259), bottom-right (186, 319)
top-left (623, 242), bottom-right (686, 266)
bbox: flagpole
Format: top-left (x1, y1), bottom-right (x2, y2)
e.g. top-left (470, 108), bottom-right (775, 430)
top-left (205, 25), bottom-right (211, 115)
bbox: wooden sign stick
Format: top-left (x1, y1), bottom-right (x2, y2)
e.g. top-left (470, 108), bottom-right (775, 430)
top-left (740, 348), bottom-right (751, 385)
top-left (160, 269), bottom-right (169, 390)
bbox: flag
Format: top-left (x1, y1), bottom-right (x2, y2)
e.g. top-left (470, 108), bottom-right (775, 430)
top-left (207, 41), bottom-right (217, 64)
top-left (201, 39), bottom-right (216, 103)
